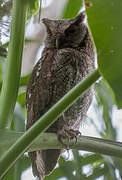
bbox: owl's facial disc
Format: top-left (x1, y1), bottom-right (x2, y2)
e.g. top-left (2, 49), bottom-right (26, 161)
top-left (42, 12), bottom-right (86, 49)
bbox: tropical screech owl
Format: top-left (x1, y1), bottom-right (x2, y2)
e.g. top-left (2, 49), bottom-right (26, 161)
top-left (26, 12), bottom-right (95, 180)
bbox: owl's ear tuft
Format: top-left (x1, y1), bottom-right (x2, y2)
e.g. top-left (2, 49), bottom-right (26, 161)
top-left (64, 12), bottom-right (86, 33)
top-left (78, 11), bottom-right (85, 21)
top-left (73, 11), bottom-right (85, 25)
top-left (42, 18), bottom-right (55, 34)
top-left (42, 18), bottom-right (51, 29)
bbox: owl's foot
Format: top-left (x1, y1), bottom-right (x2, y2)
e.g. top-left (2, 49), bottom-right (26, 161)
top-left (57, 129), bottom-right (81, 148)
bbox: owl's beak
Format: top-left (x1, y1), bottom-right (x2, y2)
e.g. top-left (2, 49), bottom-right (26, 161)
top-left (56, 37), bottom-right (59, 49)
top-left (55, 34), bottom-right (62, 49)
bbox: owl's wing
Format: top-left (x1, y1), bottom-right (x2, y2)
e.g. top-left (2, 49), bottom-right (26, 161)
top-left (26, 49), bottom-right (55, 129)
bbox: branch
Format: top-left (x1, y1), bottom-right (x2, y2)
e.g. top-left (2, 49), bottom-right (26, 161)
top-left (1, 130), bottom-right (122, 158)
top-left (0, 69), bottom-right (100, 178)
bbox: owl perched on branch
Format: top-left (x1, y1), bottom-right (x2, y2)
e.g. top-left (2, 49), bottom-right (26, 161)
top-left (26, 12), bottom-right (95, 180)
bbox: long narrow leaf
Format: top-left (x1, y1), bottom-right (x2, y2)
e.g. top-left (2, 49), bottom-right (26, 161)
top-left (0, 0), bottom-right (27, 128)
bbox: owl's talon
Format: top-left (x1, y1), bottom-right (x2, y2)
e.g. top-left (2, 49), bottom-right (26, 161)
top-left (57, 133), bottom-right (68, 147)
top-left (57, 129), bottom-right (81, 148)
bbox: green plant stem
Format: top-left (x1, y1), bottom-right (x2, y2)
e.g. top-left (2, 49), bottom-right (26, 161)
top-left (0, 69), bottom-right (100, 178)
top-left (73, 150), bottom-right (83, 179)
top-left (0, 0), bottom-right (27, 129)
top-left (1, 131), bottom-right (122, 158)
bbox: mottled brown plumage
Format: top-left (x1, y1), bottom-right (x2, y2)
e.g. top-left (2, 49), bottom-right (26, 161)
top-left (26, 12), bottom-right (95, 179)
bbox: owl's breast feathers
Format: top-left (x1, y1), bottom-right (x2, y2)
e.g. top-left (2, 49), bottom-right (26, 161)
top-left (26, 47), bottom-right (94, 128)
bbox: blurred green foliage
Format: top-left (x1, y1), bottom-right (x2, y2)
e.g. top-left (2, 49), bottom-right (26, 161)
top-left (28, 0), bottom-right (39, 14)
top-left (86, 0), bottom-right (122, 108)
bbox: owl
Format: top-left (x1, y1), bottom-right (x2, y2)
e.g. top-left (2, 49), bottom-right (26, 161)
top-left (26, 12), bottom-right (95, 180)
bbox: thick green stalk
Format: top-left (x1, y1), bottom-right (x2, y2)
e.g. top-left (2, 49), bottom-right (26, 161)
top-left (0, 69), bottom-right (100, 178)
top-left (73, 150), bottom-right (84, 179)
top-left (1, 131), bottom-right (122, 158)
top-left (0, 0), bottom-right (27, 128)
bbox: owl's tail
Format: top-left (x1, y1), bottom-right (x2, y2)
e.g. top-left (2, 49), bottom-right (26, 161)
top-left (29, 149), bottom-right (61, 179)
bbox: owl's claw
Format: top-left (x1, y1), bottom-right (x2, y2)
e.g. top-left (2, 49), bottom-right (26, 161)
top-left (57, 129), bottom-right (81, 148)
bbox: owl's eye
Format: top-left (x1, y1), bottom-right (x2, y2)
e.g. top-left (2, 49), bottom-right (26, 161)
top-left (65, 26), bottom-right (78, 36)
top-left (55, 36), bottom-right (65, 49)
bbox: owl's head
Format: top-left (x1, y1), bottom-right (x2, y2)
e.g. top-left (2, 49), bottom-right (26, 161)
top-left (42, 12), bottom-right (88, 49)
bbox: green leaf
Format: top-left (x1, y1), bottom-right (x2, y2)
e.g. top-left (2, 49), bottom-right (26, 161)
top-left (13, 103), bottom-right (26, 179)
top-left (95, 80), bottom-right (116, 140)
top-left (28, 0), bottom-right (39, 14)
top-left (45, 156), bottom-right (76, 180)
top-left (113, 158), bottom-right (122, 178)
top-left (19, 155), bottom-right (31, 172)
top-left (87, 164), bottom-right (108, 179)
top-left (72, 150), bottom-right (85, 179)
top-left (104, 158), bottom-right (117, 180)
top-left (62, 0), bottom-right (83, 18)
top-left (1, 104), bottom-right (26, 179)
top-left (14, 155), bottom-right (31, 180)
top-left (0, 58), bottom-right (2, 82)
top-left (2, 155), bottom-right (30, 180)
top-left (45, 167), bottom-right (65, 180)
top-left (82, 153), bottom-right (104, 166)
top-left (0, 0), bottom-right (27, 128)
top-left (20, 74), bottom-right (31, 86)
top-left (86, 0), bottom-right (122, 108)
top-left (13, 103), bottom-right (25, 132)
top-left (17, 92), bottom-right (26, 107)
top-left (2, 167), bottom-right (14, 180)
top-left (58, 157), bottom-right (75, 179)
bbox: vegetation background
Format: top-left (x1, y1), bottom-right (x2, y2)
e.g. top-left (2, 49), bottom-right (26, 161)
top-left (0, 0), bottom-right (122, 179)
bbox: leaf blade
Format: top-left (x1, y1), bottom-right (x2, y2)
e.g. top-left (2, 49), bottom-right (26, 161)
top-left (86, 0), bottom-right (122, 108)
